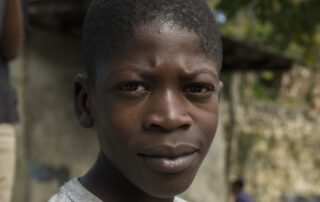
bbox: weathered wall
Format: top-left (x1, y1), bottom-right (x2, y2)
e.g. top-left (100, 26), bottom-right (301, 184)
top-left (11, 28), bottom-right (99, 202)
top-left (228, 67), bottom-right (320, 202)
top-left (232, 102), bottom-right (320, 201)
top-left (10, 28), bottom-right (227, 202)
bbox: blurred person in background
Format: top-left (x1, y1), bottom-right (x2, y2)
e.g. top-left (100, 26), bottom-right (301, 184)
top-left (0, 0), bottom-right (25, 201)
top-left (232, 179), bottom-right (254, 202)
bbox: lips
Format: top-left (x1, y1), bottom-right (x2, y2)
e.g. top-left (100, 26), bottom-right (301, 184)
top-left (138, 144), bottom-right (199, 174)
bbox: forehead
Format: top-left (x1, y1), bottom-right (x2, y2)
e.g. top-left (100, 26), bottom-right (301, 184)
top-left (132, 21), bottom-right (201, 53)
top-left (105, 21), bottom-right (219, 72)
top-left (91, 21), bottom-right (220, 87)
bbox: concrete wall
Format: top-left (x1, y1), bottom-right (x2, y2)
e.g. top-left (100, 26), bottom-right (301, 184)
top-left (227, 68), bottom-right (320, 202)
top-left (10, 28), bottom-right (227, 202)
top-left (11, 29), bottom-right (99, 202)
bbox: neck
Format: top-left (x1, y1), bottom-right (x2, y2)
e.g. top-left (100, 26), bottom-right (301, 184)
top-left (235, 189), bottom-right (242, 195)
top-left (79, 152), bottom-right (175, 202)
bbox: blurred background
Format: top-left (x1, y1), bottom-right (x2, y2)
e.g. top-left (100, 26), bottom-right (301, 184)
top-left (4, 0), bottom-right (320, 202)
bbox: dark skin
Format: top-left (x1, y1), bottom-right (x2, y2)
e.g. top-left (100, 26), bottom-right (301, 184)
top-left (0, 0), bottom-right (24, 61)
top-left (74, 21), bottom-right (223, 202)
top-left (232, 184), bottom-right (242, 195)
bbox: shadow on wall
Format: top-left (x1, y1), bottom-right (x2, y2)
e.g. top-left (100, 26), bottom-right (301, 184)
top-left (28, 160), bottom-right (70, 186)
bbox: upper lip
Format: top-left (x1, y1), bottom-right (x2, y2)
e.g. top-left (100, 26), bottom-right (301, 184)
top-left (138, 144), bottom-right (199, 158)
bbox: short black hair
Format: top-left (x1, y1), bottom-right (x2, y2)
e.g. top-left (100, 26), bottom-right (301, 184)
top-left (83, 0), bottom-right (222, 80)
top-left (232, 179), bottom-right (244, 189)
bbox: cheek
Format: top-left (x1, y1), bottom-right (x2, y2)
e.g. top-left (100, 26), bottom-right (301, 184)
top-left (194, 102), bottom-right (219, 152)
top-left (94, 98), bottom-right (143, 150)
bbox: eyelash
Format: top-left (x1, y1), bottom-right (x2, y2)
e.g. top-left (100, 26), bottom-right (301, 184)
top-left (116, 82), bottom-right (149, 92)
top-left (183, 83), bottom-right (215, 94)
top-left (115, 82), bottom-right (215, 98)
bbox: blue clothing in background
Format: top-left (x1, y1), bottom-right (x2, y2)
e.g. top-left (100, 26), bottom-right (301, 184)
top-left (236, 191), bottom-right (254, 202)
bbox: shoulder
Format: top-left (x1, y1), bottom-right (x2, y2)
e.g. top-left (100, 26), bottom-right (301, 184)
top-left (48, 193), bottom-right (71, 202)
top-left (49, 178), bottom-right (188, 202)
top-left (48, 178), bottom-right (102, 202)
top-left (174, 196), bottom-right (188, 202)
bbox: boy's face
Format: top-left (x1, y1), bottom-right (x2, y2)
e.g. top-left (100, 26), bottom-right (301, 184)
top-left (78, 21), bottom-right (222, 198)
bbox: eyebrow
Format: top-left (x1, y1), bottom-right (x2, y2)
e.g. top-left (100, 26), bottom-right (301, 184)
top-left (109, 65), bottom-right (218, 80)
top-left (109, 64), bottom-right (150, 75)
top-left (182, 68), bottom-right (218, 80)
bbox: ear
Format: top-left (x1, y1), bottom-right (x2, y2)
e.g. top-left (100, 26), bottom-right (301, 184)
top-left (73, 74), bottom-right (94, 128)
top-left (217, 80), bottom-right (223, 103)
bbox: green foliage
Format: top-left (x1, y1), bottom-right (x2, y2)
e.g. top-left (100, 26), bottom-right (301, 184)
top-left (221, 74), bottom-right (231, 99)
top-left (252, 71), bottom-right (281, 101)
top-left (261, 71), bottom-right (275, 80)
top-left (253, 83), bottom-right (270, 100)
top-left (287, 133), bottom-right (310, 161)
top-left (237, 132), bottom-right (262, 176)
top-left (213, 0), bottom-right (320, 65)
top-left (305, 80), bottom-right (315, 104)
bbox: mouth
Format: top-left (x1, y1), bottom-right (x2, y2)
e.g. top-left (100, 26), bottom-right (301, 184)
top-left (138, 144), bottom-right (199, 174)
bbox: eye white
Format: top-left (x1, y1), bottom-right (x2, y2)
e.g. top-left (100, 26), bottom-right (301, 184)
top-left (200, 87), bottom-right (208, 93)
top-left (136, 84), bottom-right (146, 91)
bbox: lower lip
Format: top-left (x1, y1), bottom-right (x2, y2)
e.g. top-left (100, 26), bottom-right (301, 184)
top-left (139, 152), bottom-right (198, 174)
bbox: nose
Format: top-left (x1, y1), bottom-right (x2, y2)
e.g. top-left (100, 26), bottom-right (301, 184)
top-left (143, 90), bottom-right (193, 132)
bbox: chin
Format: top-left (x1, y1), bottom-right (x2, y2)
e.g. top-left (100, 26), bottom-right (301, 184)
top-left (144, 184), bottom-right (190, 199)
top-left (138, 167), bottom-right (199, 199)
top-left (149, 184), bottom-right (191, 198)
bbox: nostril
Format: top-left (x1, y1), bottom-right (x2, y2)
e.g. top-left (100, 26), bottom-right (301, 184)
top-left (180, 124), bottom-right (191, 130)
top-left (143, 113), bottom-right (193, 132)
top-left (148, 123), bottom-right (191, 131)
top-left (150, 124), bottom-right (162, 130)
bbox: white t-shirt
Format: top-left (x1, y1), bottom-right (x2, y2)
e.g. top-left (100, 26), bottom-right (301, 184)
top-left (49, 178), bottom-right (187, 202)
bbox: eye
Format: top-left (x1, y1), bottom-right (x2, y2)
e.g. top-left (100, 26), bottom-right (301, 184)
top-left (117, 82), bottom-right (149, 92)
top-left (183, 84), bottom-right (214, 94)
top-left (183, 83), bottom-right (215, 101)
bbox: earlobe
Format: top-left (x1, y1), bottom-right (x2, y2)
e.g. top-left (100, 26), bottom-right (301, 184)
top-left (218, 81), bottom-right (223, 103)
top-left (73, 74), bottom-right (94, 128)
